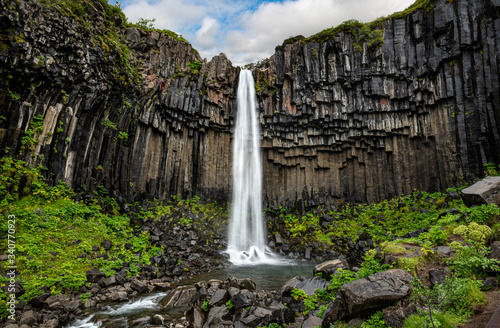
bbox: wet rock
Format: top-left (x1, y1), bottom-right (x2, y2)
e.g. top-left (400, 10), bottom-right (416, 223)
top-left (150, 314), bottom-right (172, 325)
top-left (131, 316), bottom-right (151, 325)
top-left (109, 291), bottom-right (128, 302)
top-left (232, 291), bottom-right (254, 310)
top-left (239, 278), bottom-right (256, 291)
top-left (160, 285), bottom-right (196, 308)
top-left (209, 288), bottom-right (229, 306)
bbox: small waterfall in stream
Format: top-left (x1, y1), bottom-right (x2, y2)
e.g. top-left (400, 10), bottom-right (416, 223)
top-left (226, 70), bottom-right (279, 265)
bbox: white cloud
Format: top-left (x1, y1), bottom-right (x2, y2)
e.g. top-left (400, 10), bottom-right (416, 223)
top-left (222, 0), bottom-right (415, 66)
top-left (122, 0), bottom-right (205, 31)
top-left (196, 17), bottom-right (220, 49)
top-left (121, 0), bottom-right (416, 66)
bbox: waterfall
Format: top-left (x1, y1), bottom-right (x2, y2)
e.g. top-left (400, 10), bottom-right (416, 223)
top-left (226, 70), bottom-right (276, 265)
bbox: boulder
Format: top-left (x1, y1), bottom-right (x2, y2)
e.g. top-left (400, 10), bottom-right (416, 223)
top-left (490, 241), bottom-right (500, 264)
top-left (323, 269), bottom-right (413, 324)
top-left (239, 278), bottom-right (257, 291)
top-left (130, 279), bottom-right (149, 293)
top-left (461, 176), bottom-right (500, 207)
top-left (240, 314), bottom-right (262, 327)
top-left (160, 285), bottom-right (197, 308)
top-left (39, 319), bottom-right (59, 328)
top-left (281, 276), bottom-right (306, 296)
top-left (295, 276), bottom-right (328, 296)
top-left (186, 307), bottom-right (206, 328)
top-left (203, 305), bottom-right (231, 327)
top-left (209, 288), bottom-right (229, 306)
top-left (109, 291), bottom-right (128, 302)
top-left (429, 269), bottom-right (446, 286)
top-left (150, 314), bottom-right (172, 325)
top-left (19, 310), bottom-right (38, 326)
top-left (232, 291), bottom-right (254, 310)
top-left (341, 269), bottom-right (412, 315)
top-left (44, 294), bottom-right (70, 310)
top-left (302, 316), bottom-right (323, 328)
top-left (313, 259), bottom-right (349, 280)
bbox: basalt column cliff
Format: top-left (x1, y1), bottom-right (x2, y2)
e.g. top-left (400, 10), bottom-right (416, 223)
top-left (1, 0), bottom-right (500, 207)
top-left (255, 0), bottom-right (500, 207)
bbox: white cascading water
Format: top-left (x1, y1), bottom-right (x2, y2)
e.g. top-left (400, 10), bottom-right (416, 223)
top-left (226, 70), bottom-right (278, 265)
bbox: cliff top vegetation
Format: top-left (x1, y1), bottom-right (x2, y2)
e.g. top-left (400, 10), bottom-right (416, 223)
top-left (277, 0), bottom-right (434, 50)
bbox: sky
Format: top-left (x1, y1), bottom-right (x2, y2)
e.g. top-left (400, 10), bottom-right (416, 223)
top-left (115, 0), bottom-right (416, 67)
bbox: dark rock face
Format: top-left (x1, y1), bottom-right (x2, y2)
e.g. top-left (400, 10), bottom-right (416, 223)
top-left (1, 0), bottom-right (500, 207)
top-left (254, 0), bottom-right (500, 207)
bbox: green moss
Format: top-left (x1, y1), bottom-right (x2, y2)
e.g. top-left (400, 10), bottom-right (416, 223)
top-left (380, 241), bottom-right (407, 255)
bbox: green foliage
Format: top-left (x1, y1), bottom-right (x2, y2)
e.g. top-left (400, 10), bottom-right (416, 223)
top-left (79, 292), bottom-right (92, 303)
top-left (0, 157), bottom-right (160, 307)
top-left (7, 89), bottom-right (20, 100)
top-left (187, 61), bottom-right (202, 75)
top-left (307, 19), bottom-right (363, 43)
top-left (21, 114), bottom-right (44, 152)
top-left (380, 241), bottom-right (407, 255)
top-left (101, 118), bottom-right (117, 130)
top-left (291, 288), bottom-right (307, 300)
top-left (268, 189), bottom-right (468, 255)
top-left (361, 311), bottom-right (388, 328)
top-left (483, 162), bottom-right (500, 176)
top-left (447, 223), bottom-right (499, 277)
top-left (465, 204), bottom-right (500, 224)
top-left (409, 276), bottom-right (485, 327)
top-left (357, 249), bottom-right (391, 278)
top-left (226, 299), bottom-right (233, 309)
top-left (135, 17), bottom-right (156, 29)
top-left (118, 131), bottom-right (128, 141)
top-left (327, 268), bottom-right (357, 296)
top-left (258, 324), bottom-right (282, 328)
top-left (201, 300), bottom-right (210, 312)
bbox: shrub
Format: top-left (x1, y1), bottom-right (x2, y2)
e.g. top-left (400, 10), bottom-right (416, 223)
top-left (448, 223), bottom-right (499, 277)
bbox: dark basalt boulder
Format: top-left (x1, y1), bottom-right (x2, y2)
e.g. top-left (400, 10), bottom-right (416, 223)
top-left (461, 177), bottom-right (500, 207)
top-left (322, 269), bottom-right (413, 325)
top-left (160, 285), bottom-right (197, 308)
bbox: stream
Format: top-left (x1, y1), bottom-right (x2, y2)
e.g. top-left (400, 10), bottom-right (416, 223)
top-left (65, 261), bottom-right (315, 328)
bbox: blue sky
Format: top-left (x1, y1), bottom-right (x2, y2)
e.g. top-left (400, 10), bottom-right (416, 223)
top-left (114, 0), bottom-right (415, 66)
